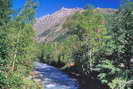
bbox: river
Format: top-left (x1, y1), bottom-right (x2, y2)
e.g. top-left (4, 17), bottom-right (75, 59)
top-left (34, 62), bottom-right (79, 89)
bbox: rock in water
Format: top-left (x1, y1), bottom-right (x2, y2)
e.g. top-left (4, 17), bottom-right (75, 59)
top-left (34, 62), bottom-right (79, 89)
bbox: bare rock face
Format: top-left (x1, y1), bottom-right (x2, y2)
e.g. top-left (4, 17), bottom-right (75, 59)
top-left (33, 8), bottom-right (82, 42)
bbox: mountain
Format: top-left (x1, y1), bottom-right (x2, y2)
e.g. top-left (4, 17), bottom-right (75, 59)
top-left (33, 8), bottom-right (82, 42)
top-left (33, 8), bottom-right (116, 42)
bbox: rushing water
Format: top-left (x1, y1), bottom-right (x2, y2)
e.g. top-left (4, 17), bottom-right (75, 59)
top-left (34, 62), bottom-right (79, 89)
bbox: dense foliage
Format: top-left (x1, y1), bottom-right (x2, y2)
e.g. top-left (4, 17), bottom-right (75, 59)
top-left (40, 1), bottom-right (133, 89)
top-left (0, 0), bottom-right (41, 89)
top-left (96, 1), bottom-right (133, 89)
top-left (40, 9), bottom-right (111, 70)
top-left (1, 0), bottom-right (132, 89)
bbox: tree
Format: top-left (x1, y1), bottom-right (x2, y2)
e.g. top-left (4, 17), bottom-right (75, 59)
top-left (96, 1), bottom-right (133, 89)
top-left (64, 9), bottom-right (111, 74)
top-left (16, 0), bottom-right (37, 24)
top-left (112, 1), bottom-right (133, 69)
top-left (84, 4), bottom-right (95, 10)
top-left (0, 0), bottom-right (40, 89)
top-left (0, 0), bottom-right (12, 88)
top-left (0, 0), bottom-right (12, 25)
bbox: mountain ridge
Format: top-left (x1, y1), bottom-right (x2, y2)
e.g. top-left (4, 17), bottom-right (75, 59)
top-left (33, 7), bottom-right (82, 42)
top-left (33, 8), bottom-right (116, 42)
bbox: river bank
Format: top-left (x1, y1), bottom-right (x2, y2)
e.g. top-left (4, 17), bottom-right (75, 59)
top-left (63, 67), bottom-right (109, 89)
top-left (37, 61), bottom-right (109, 89)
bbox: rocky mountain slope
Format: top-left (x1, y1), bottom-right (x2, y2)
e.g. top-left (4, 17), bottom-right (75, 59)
top-left (33, 8), bottom-right (116, 42)
top-left (33, 8), bottom-right (82, 42)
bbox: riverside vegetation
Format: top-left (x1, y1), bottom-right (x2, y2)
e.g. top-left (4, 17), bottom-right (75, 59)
top-left (39, 1), bottom-right (133, 89)
top-left (0, 0), bottom-right (133, 89)
top-left (0, 0), bottom-right (42, 89)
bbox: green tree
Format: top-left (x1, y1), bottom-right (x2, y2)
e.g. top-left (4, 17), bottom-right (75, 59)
top-left (0, 0), bottom-right (40, 89)
top-left (84, 4), bottom-right (95, 10)
top-left (96, 1), bottom-right (133, 89)
top-left (111, 1), bottom-right (133, 69)
top-left (64, 9), bottom-right (111, 74)
top-left (0, 0), bottom-right (12, 25)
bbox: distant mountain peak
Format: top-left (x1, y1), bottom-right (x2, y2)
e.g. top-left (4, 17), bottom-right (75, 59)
top-left (33, 8), bottom-right (82, 42)
top-left (33, 8), bottom-right (116, 42)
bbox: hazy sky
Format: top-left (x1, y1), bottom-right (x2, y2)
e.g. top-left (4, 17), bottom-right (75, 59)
top-left (13, 0), bottom-right (121, 17)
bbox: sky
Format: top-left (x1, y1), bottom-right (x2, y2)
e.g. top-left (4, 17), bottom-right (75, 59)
top-left (13, 0), bottom-right (122, 17)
